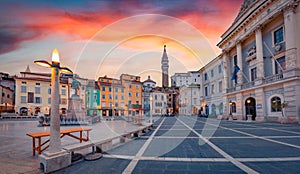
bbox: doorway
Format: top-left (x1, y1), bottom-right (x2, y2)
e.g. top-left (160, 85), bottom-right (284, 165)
top-left (245, 97), bottom-right (256, 120)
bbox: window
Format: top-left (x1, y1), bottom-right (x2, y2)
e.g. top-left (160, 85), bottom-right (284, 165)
top-left (7, 94), bottom-right (10, 98)
top-left (205, 86), bottom-right (208, 96)
top-left (121, 96), bottom-right (124, 100)
top-left (21, 96), bottom-right (27, 103)
top-left (136, 101), bottom-right (139, 104)
top-left (218, 65), bottom-right (222, 74)
top-left (219, 81), bottom-right (223, 93)
top-left (204, 73), bottom-right (208, 81)
top-left (136, 92), bottom-right (139, 97)
top-left (48, 88), bottom-right (51, 94)
top-left (109, 94), bottom-right (112, 99)
top-left (136, 85), bottom-right (139, 89)
top-left (115, 88), bottom-right (118, 92)
top-left (1, 93), bottom-right (4, 97)
top-left (274, 27), bottom-right (284, 45)
top-left (61, 89), bottom-right (66, 95)
top-left (250, 67), bottom-right (257, 81)
top-left (48, 98), bottom-right (51, 104)
top-left (35, 97), bottom-right (42, 104)
top-left (121, 88), bottom-right (124, 93)
top-left (109, 87), bottom-right (112, 92)
top-left (115, 103), bottom-right (118, 107)
top-left (21, 86), bottom-right (27, 93)
top-left (155, 95), bottom-right (157, 100)
top-left (61, 98), bottom-right (67, 105)
top-left (275, 57), bottom-right (286, 74)
top-left (128, 100), bottom-right (132, 105)
top-left (28, 92), bottom-right (34, 103)
top-left (102, 94), bottom-right (105, 99)
top-left (36, 83), bottom-right (40, 86)
top-left (161, 95), bottom-right (164, 100)
top-left (34, 87), bottom-right (40, 94)
top-left (128, 92), bottom-right (132, 97)
top-left (115, 95), bottom-right (118, 100)
top-left (211, 70), bottom-right (214, 78)
top-left (102, 102), bottom-right (106, 107)
top-left (102, 86), bottom-right (105, 91)
top-left (233, 55), bottom-right (237, 65)
top-left (271, 96), bottom-right (282, 112)
top-left (129, 85), bottom-right (132, 88)
top-left (21, 81), bottom-right (27, 84)
top-left (211, 84), bottom-right (215, 94)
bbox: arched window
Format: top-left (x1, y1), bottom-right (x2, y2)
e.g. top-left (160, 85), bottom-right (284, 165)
top-left (271, 96), bottom-right (282, 112)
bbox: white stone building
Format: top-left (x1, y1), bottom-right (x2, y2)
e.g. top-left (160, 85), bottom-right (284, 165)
top-left (179, 85), bottom-right (201, 116)
top-left (171, 71), bottom-right (201, 87)
top-left (150, 90), bottom-right (167, 116)
top-left (217, 0), bottom-right (300, 122)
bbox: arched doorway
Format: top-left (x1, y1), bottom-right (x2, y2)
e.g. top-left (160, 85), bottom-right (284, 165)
top-left (245, 97), bottom-right (256, 120)
top-left (20, 107), bottom-right (28, 116)
top-left (34, 107), bottom-right (40, 115)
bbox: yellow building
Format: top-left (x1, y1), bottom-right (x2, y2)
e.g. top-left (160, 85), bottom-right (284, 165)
top-left (15, 66), bottom-right (69, 116)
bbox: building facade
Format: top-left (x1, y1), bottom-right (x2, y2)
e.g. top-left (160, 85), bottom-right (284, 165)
top-left (200, 55), bottom-right (225, 117)
top-left (98, 76), bottom-right (125, 116)
top-left (171, 71), bottom-right (201, 87)
top-left (151, 89), bottom-right (167, 116)
top-left (120, 74), bottom-right (143, 116)
top-left (142, 76), bottom-right (156, 116)
top-left (15, 68), bottom-right (69, 116)
top-left (217, 0), bottom-right (300, 122)
top-left (179, 84), bottom-right (201, 116)
top-left (86, 80), bottom-right (100, 116)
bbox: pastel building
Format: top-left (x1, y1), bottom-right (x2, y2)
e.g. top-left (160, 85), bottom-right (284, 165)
top-left (142, 76), bottom-right (156, 116)
top-left (200, 55), bottom-right (224, 117)
top-left (179, 84), bottom-right (201, 116)
top-left (14, 66), bottom-right (69, 116)
top-left (217, 0), bottom-right (300, 122)
top-left (86, 80), bottom-right (100, 116)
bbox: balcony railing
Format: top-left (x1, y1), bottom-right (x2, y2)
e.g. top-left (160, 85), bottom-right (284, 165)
top-left (263, 74), bottom-right (283, 84)
top-left (226, 86), bottom-right (236, 93)
top-left (241, 81), bottom-right (255, 89)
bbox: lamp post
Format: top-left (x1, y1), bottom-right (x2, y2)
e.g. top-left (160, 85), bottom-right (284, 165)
top-left (35, 49), bottom-right (72, 154)
top-left (149, 95), bottom-right (153, 124)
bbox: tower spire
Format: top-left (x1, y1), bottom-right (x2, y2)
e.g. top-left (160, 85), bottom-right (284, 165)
top-left (161, 45), bottom-right (169, 88)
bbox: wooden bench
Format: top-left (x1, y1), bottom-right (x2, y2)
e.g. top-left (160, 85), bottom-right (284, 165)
top-left (26, 127), bottom-right (92, 156)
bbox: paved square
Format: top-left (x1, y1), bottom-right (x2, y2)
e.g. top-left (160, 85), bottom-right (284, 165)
top-left (54, 116), bottom-right (300, 174)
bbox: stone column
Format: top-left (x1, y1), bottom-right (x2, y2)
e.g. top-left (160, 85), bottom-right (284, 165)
top-left (49, 66), bottom-right (61, 153)
top-left (283, 81), bottom-right (299, 123)
top-left (222, 51), bottom-right (229, 90)
top-left (255, 26), bottom-right (264, 81)
top-left (283, 5), bottom-right (298, 76)
top-left (236, 93), bottom-right (243, 120)
top-left (255, 88), bottom-right (265, 122)
top-left (236, 41), bottom-right (243, 86)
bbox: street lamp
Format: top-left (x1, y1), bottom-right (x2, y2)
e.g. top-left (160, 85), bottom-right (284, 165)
top-left (34, 49), bottom-right (72, 154)
top-left (149, 95), bottom-right (153, 124)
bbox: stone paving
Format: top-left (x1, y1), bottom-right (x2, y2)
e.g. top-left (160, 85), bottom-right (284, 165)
top-left (0, 118), bottom-right (154, 174)
top-left (54, 116), bottom-right (300, 174)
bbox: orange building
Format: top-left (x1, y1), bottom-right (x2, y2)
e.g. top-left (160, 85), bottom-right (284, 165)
top-left (98, 76), bottom-right (125, 116)
top-left (120, 74), bottom-right (142, 116)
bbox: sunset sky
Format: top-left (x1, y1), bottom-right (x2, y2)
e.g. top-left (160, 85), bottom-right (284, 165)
top-left (0, 0), bottom-right (243, 86)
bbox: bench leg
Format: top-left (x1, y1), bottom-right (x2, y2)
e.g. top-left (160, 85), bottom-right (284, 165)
top-left (32, 138), bottom-right (35, 156)
top-left (38, 137), bottom-right (41, 154)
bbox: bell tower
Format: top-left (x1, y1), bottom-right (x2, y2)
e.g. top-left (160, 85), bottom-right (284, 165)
top-left (161, 45), bottom-right (169, 88)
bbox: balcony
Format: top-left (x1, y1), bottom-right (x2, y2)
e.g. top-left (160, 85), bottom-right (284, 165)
top-left (241, 81), bottom-right (255, 89)
top-left (263, 74), bottom-right (283, 84)
top-left (245, 46), bottom-right (256, 63)
top-left (226, 86), bottom-right (236, 93)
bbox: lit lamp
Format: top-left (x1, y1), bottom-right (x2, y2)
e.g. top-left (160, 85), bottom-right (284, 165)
top-left (150, 95), bottom-right (153, 124)
top-left (35, 49), bottom-right (72, 154)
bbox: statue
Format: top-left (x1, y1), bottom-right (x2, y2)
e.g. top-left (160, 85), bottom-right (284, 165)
top-left (71, 78), bottom-right (81, 97)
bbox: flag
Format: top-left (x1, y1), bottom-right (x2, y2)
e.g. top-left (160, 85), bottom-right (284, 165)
top-left (231, 65), bottom-right (240, 81)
